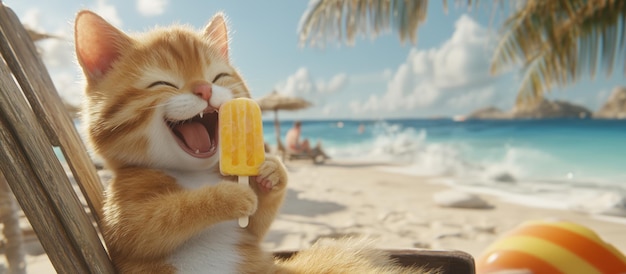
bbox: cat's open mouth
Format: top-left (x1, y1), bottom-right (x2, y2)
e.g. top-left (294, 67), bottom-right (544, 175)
top-left (166, 110), bottom-right (218, 158)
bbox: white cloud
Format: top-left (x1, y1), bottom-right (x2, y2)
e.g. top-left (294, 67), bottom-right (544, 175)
top-left (446, 87), bottom-right (496, 109)
top-left (94, 0), bottom-right (123, 27)
top-left (37, 29), bottom-right (85, 106)
top-left (321, 104), bottom-right (336, 115)
top-left (276, 67), bottom-right (314, 97)
top-left (349, 70), bottom-right (393, 84)
top-left (350, 15), bottom-right (507, 117)
top-left (21, 8), bottom-right (42, 31)
top-left (274, 68), bottom-right (353, 118)
top-left (136, 0), bottom-right (168, 17)
top-left (317, 73), bottom-right (348, 94)
top-left (17, 8), bottom-right (84, 107)
top-left (276, 67), bottom-right (349, 97)
top-left (17, 4), bottom-right (123, 109)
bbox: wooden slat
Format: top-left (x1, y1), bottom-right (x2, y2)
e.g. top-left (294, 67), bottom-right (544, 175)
top-left (0, 69), bottom-right (90, 272)
top-left (0, 61), bottom-right (115, 274)
top-left (0, 6), bottom-right (116, 273)
top-left (0, 3), bottom-right (105, 223)
top-left (0, 122), bottom-right (89, 273)
top-left (0, 172), bottom-right (26, 274)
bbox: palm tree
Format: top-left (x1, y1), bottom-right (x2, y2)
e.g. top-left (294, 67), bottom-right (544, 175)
top-left (298, 0), bottom-right (626, 105)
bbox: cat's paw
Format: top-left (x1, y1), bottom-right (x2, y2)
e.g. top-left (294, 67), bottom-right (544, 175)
top-left (214, 182), bottom-right (258, 218)
top-left (254, 155), bottom-right (288, 193)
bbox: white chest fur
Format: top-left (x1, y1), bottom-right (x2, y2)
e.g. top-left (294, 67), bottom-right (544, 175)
top-left (164, 169), bottom-right (243, 273)
top-left (167, 221), bottom-right (242, 274)
top-left (165, 169), bottom-right (224, 190)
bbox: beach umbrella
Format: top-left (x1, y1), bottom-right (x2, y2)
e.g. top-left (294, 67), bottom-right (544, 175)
top-left (256, 91), bottom-right (312, 145)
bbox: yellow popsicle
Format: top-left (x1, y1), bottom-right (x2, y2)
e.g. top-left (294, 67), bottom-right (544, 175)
top-left (219, 98), bottom-right (265, 227)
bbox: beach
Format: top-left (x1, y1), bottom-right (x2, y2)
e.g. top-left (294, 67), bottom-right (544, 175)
top-left (7, 158), bottom-right (626, 273)
top-left (267, 160), bottom-right (626, 256)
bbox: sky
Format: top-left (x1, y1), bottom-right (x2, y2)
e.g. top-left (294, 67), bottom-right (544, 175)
top-left (6, 0), bottom-right (625, 120)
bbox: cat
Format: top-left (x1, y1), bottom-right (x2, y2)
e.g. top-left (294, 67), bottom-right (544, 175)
top-left (75, 10), bottom-right (433, 274)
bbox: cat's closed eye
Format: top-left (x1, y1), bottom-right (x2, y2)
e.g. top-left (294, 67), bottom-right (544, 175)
top-left (148, 81), bottom-right (178, 89)
top-left (212, 73), bottom-right (230, 83)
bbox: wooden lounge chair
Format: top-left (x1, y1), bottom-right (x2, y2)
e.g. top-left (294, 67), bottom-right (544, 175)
top-left (277, 139), bottom-right (328, 164)
top-left (0, 3), bottom-right (474, 273)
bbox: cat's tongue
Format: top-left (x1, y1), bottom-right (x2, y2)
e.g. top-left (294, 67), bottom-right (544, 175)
top-left (173, 122), bottom-right (211, 153)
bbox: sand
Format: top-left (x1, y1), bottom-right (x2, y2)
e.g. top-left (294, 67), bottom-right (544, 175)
top-left (4, 159), bottom-right (626, 272)
top-left (266, 160), bottom-right (626, 256)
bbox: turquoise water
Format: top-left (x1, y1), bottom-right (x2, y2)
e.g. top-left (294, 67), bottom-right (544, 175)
top-left (264, 118), bottom-right (626, 213)
top-left (264, 119), bottom-right (626, 185)
top-left (62, 118), bottom-right (626, 185)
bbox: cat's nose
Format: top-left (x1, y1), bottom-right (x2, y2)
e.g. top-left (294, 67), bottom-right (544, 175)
top-left (193, 82), bottom-right (212, 101)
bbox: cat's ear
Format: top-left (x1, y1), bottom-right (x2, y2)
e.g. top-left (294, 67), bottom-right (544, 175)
top-left (203, 13), bottom-right (229, 59)
top-left (75, 10), bottom-right (131, 83)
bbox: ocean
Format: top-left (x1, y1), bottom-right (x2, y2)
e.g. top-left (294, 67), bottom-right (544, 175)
top-left (264, 119), bottom-right (626, 216)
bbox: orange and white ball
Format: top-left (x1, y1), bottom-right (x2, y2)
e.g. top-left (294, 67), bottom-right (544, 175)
top-left (476, 220), bottom-right (626, 274)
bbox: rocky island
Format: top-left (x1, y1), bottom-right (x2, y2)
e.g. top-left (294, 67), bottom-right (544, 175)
top-left (595, 87), bottom-right (626, 119)
top-left (466, 99), bottom-right (592, 120)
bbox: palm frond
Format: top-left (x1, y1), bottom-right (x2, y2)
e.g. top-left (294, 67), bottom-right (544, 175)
top-left (297, 0), bottom-right (477, 47)
top-left (298, 0), bottom-right (626, 107)
top-left (492, 0), bottom-right (626, 105)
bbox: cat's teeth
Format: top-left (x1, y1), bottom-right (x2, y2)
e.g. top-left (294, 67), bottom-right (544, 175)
top-left (195, 149), bottom-right (200, 154)
top-left (199, 112), bottom-right (203, 118)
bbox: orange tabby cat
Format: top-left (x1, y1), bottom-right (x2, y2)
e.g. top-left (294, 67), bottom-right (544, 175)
top-left (75, 10), bottom-right (431, 274)
top-left (75, 10), bottom-right (285, 273)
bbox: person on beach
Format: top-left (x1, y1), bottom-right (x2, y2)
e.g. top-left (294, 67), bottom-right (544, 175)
top-left (285, 121), bottom-right (329, 159)
top-left (286, 120), bottom-right (312, 153)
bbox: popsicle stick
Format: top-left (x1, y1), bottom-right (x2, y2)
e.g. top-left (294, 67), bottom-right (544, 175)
top-left (238, 176), bottom-right (249, 228)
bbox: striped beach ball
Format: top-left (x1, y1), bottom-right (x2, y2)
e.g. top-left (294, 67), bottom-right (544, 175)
top-left (476, 220), bottom-right (626, 274)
